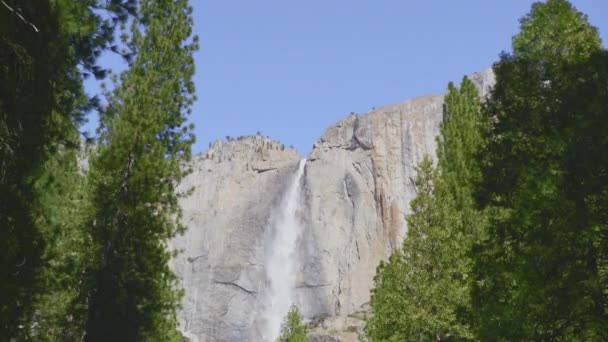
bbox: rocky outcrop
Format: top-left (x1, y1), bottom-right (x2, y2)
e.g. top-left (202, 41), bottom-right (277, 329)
top-left (171, 136), bottom-right (301, 341)
top-left (172, 69), bottom-right (495, 341)
top-left (298, 94), bottom-right (445, 322)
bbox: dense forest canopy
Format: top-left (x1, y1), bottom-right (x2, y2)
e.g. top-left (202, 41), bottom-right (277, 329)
top-left (368, 1), bottom-right (607, 341)
top-left (1, 0), bottom-right (606, 340)
top-left (1, 0), bottom-right (196, 340)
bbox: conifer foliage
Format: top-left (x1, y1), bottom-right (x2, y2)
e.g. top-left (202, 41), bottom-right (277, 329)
top-left (2, 0), bottom-right (197, 339)
top-left (367, 2), bottom-right (608, 340)
top-left (367, 77), bottom-right (484, 341)
top-left (472, 1), bottom-right (608, 339)
top-left (28, 146), bottom-right (95, 341)
top-left (1, 1), bottom-right (135, 337)
top-left (83, 0), bottom-right (198, 340)
top-left (278, 305), bottom-right (308, 342)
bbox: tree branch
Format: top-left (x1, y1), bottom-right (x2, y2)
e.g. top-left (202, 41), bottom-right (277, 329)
top-left (1, 0), bottom-right (39, 32)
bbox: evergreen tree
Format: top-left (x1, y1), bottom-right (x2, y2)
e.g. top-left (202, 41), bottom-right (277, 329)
top-left (437, 78), bottom-right (486, 237)
top-left (367, 77), bottom-right (484, 341)
top-left (0, 1), bottom-right (134, 336)
top-left (1, 3), bottom-right (67, 334)
top-left (367, 157), bottom-right (473, 341)
top-left (29, 145), bottom-right (96, 341)
top-left (83, 0), bottom-right (198, 340)
top-left (278, 305), bottom-right (308, 342)
top-left (472, 0), bottom-right (608, 339)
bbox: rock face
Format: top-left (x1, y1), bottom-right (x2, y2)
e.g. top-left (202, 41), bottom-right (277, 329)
top-left (171, 136), bottom-right (301, 341)
top-left (171, 69), bottom-right (495, 341)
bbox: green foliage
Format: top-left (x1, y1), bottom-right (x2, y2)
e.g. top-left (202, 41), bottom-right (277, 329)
top-left (367, 158), bottom-right (473, 341)
top-left (83, 0), bottom-right (198, 340)
top-left (278, 305), bottom-right (308, 342)
top-left (512, 0), bottom-right (600, 64)
top-left (1, 1), bottom-right (197, 339)
top-left (438, 78), bottom-right (485, 229)
top-left (1, 2), bottom-right (62, 334)
top-left (472, 0), bottom-right (608, 340)
top-left (1, 0), bottom-right (135, 337)
top-left (29, 147), bottom-right (95, 341)
top-left (367, 77), bottom-right (484, 341)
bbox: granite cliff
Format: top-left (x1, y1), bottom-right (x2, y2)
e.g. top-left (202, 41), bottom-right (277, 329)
top-left (171, 69), bottom-right (495, 341)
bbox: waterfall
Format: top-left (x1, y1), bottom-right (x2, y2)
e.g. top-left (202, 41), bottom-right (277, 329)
top-left (262, 159), bottom-right (306, 341)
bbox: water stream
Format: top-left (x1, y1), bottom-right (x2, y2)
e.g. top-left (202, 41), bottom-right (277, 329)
top-left (262, 159), bottom-right (306, 341)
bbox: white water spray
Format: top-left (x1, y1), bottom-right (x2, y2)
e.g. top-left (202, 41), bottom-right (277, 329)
top-left (262, 159), bottom-right (306, 341)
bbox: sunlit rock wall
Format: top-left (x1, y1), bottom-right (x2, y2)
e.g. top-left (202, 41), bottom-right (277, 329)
top-left (172, 69), bottom-right (495, 341)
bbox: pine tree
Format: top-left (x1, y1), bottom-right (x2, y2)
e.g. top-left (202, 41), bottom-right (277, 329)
top-left (278, 305), bottom-right (308, 342)
top-left (367, 77), bottom-right (484, 341)
top-left (367, 157), bottom-right (473, 341)
top-left (1, 3), bottom-right (66, 334)
top-left (83, 0), bottom-right (198, 340)
top-left (472, 0), bottom-right (608, 339)
top-left (437, 78), bottom-right (486, 237)
top-left (0, 1), bottom-right (133, 336)
top-left (28, 145), bottom-right (96, 341)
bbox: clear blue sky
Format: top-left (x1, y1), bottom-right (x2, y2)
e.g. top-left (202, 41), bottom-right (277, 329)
top-left (84, 0), bottom-right (608, 156)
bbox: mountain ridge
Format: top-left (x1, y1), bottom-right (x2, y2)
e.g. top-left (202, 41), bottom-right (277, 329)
top-left (173, 68), bottom-right (495, 342)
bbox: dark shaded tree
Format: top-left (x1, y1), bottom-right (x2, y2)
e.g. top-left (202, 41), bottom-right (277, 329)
top-left (472, 1), bottom-right (608, 339)
top-left (0, 0), bottom-right (135, 337)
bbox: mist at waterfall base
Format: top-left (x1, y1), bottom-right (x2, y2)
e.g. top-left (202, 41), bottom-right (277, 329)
top-left (261, 159), bottom-right (307, 341)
